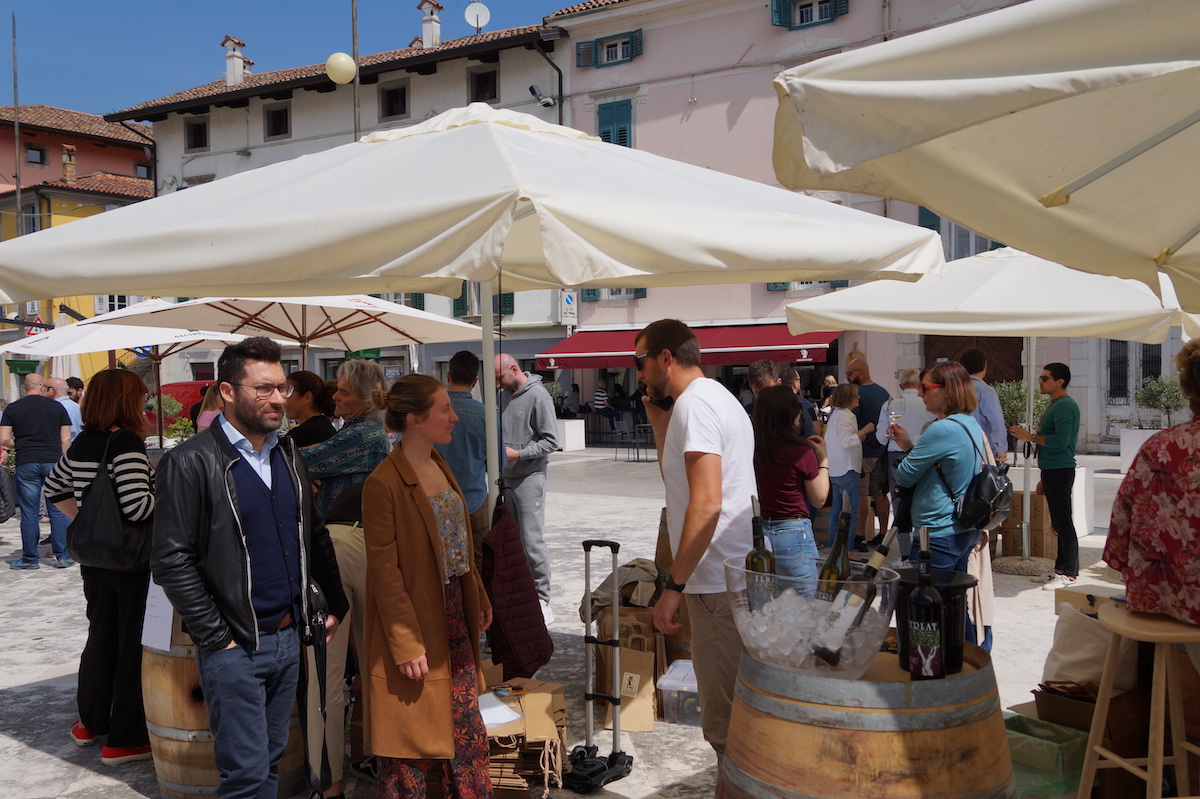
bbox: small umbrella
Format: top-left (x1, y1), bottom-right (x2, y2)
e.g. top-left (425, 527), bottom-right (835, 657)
top-left (772, 0), bottom-right (1200, 310)
top-left (785, 248), bottom-right (1200, 558)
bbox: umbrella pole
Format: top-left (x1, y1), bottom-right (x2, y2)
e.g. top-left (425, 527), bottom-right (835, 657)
top-left (480, 281), bottom-right (500, 518)
top-left (154, 347), bottom-right (165, 450)
top-left (1022, 335), bottom-right (1037, 562)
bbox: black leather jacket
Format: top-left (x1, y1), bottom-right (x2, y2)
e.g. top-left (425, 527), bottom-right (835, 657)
top-left (152, 422), bottom-right (349, 652)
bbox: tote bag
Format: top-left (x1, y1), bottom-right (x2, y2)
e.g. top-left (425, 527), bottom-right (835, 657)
top-left (66, 431), bottom-right (153, 571)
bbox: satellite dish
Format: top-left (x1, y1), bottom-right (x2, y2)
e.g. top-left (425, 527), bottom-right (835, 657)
top-left (464, 1), bottom-right (491, 31)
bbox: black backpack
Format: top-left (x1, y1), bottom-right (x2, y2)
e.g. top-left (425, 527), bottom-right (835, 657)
top-left (933, 417), bottom-right (1013, 532)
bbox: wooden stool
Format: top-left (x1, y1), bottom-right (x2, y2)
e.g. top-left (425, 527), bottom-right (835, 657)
top-left (1078, 604), bottom-right (1200, 799)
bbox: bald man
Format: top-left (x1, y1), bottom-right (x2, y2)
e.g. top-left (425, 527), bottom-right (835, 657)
top-left (46, 377), bottom-right (83, 441)
top-left (2, 374), bottom-right (72, 569)
top-left (494, 354), bottom-right (559, 623)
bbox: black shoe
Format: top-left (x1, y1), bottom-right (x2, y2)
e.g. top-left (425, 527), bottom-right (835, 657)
top-left (865, 534), bottom-right (884, 549)
top-left (348, 757), bottom-right (377, 786)
top-left (853, 539), bottom-right (871, 553)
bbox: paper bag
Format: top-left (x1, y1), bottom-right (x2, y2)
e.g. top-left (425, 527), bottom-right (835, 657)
top-left (605, 645), bottom-right (656, 732)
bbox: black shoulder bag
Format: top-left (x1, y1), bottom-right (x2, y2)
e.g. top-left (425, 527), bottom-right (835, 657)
top-left (66, 431), bottom-right (153, 571)
top-left (933, 417), bottom-right (1013, 532)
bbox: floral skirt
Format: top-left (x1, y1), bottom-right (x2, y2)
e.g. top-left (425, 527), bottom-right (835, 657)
top-left (378, 577), bottom-right (493, 799)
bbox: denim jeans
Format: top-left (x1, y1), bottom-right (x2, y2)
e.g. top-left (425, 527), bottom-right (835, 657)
top-left (196, 627), bottom-right (300, 799)
top-left (16, 461), bottom-right (68, 562)
top-left (828, 471), bottom-right (860, 548)
top-left (763, 517), bottom-right (818, 582)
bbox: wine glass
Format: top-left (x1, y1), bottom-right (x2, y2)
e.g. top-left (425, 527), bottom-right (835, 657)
top-left (886, 396), bottom-right (904, 438)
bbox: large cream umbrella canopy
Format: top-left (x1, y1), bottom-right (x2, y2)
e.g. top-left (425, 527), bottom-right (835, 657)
top-left (772, 0), bottom-right (1200, 310)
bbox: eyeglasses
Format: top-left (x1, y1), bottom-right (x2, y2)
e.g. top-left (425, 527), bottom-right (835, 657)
top-left (921, 384), bottom-right (944, 391)
top-left (230, 382), bottom-right (294, 399)
top-left (1038, 375), bottom-right (1054, 382)
top-left (632, 352), bottom-right (657, 370)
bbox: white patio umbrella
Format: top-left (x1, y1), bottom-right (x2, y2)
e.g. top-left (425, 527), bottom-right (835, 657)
top-left (91, 294), bottom-right (489, 371)
top-left (0, 104), bottom-right (946, 510)
top-left (772, 0), bottom-right (1200, 311)
top-left (785, 247), bottom-right (1200, 557)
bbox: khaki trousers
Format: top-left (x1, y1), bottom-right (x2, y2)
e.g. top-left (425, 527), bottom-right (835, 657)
top-left (305, 522), bottom-right (367, 783)
top-left (685, 591), bottom-right (742, 764)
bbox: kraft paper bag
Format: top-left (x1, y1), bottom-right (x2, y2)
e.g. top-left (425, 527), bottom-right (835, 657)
top-left (606, 645), bottom-right (656, 732)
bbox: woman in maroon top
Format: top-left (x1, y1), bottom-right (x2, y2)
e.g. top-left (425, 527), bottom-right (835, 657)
top-left (751, 385), bottom-right (831, 580)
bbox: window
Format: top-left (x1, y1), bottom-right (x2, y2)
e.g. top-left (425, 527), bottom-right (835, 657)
top-left (264, 103), bottom-right (291, 140)
top-left (1107, 339), bottom-right (1130, 404)
top-left (134, 161), bottom-right (151, 179)
top-left (191, 363), bottom-right (216, 381)
top-left (95, 295), bottom-right (144, 314)
top-left (771, 0), bottom-right (848, 29)
top-left (576, 30), bottom-right (643, 68)
top-left (24, 144), bottom-right (47, 167)
top-left (185, 118), bottom-right (209, 151)
top-left (597, 99), bottom-right (633, 148)
top-left (919, 208), bottom-right (999, 261)
top-left (469, 69), bottom-right (498, 104)
top-left (379, 81), bottom-right (410, 121)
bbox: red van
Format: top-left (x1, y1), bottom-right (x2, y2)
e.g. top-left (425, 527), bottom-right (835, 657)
top-left (147, 381), bottom-right (214, 428)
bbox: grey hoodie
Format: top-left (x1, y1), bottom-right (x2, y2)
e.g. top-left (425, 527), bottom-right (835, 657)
top-left (500, 372), bottom-right (559, 479)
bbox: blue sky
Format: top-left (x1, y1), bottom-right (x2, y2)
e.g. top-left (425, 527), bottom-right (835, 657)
top-left (1, 0), bottom-right (575, 116)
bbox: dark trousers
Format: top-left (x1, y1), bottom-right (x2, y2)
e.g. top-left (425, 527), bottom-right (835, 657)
top-left (1042, 467), bottom-right (1079, 578)
top-left (78, 566), bottom-right (151, 747)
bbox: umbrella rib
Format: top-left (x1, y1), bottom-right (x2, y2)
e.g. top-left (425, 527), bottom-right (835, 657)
top-left (1040, 107), bottom-right (1200, 208)
top-left (1160, 219), bottom-right (1200, 265)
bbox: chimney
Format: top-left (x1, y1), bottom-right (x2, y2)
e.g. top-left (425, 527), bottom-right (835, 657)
top-left (418, 0), bottom-right (443, 48)
top-left (61, 144), bottom-right (76, 183)
top-left (222, 35), bottom-right (253, 86)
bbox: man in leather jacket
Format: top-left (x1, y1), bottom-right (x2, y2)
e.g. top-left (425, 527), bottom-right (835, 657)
top-left (153, 337), bottom-right (348, 799)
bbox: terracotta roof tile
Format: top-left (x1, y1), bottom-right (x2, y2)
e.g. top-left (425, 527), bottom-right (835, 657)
top-left (546, 0), bottom-right (631, 18)
top-left (0, 105), bottom-right (152, 143)
top-left (0, 172), bottom-right (154, 201)
top-left (113, 25), bottom-right (560, 118)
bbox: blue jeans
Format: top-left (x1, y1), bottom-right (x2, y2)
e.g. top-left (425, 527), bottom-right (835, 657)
top-left (195, 627), bottom-right (300, 799)
top-left (909, 529), bottom-right (992, 652)
top-left (828, 471), bottom-right (860, 547)
top-left (16, 461), bottom-right (68, 562)
top-left (763, 517), bottom-right (818, 582)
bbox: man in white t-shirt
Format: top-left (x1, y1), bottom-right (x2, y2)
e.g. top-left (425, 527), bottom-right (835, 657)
top-left (635, 319), bottom-right (754, 765)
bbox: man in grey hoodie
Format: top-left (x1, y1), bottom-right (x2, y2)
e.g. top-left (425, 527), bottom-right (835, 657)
top-left (495, 354), bottom-right (560, 624)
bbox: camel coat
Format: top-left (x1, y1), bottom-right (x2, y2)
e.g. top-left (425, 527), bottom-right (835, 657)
top-left (362, 446), bottom-right (491, 759)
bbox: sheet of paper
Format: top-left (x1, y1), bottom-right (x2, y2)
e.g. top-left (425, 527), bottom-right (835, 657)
top-left (141, 580), bottom-right (174, 651)
top-left (479, 691), bottom-right (523, 731)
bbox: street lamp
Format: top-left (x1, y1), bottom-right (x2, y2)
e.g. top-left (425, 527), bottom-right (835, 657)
top-left (324, 0), bottom-right (361, 140)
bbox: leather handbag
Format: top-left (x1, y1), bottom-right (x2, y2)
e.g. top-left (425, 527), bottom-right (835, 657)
top-left (66, 431), bottom-right (153, 571)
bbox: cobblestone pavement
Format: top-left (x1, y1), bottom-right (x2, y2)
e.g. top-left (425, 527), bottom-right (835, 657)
top-left (0, 449), bottom-right (1125, 798)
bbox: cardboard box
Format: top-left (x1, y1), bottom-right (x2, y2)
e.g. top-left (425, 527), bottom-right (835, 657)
top-left (1000, 524), bottom-right (1058, 559)
top-left (1001, 491), bottom-right (1053, 533)
top-left (1052, 583), bottom-right (1126, 617)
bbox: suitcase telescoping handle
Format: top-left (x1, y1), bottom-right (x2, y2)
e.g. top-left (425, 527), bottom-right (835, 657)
top-left (581, 540), bottom-right (623, 750)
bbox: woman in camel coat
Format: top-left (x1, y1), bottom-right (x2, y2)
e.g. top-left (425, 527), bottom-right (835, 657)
top-left (363, 375), bottom-right (493, 798)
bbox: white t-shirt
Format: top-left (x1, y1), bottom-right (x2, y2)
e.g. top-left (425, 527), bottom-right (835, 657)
top-left (662, 377), bottom-right (755, 594)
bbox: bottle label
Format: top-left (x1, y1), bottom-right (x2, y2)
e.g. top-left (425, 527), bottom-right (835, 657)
top-left (909, 620), bottom-right (943, 677)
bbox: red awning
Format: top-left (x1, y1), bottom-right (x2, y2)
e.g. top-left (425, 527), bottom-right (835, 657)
top-left (535, 325), bottom-right (840, 369)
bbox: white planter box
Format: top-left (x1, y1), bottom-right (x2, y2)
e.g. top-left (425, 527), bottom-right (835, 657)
top-left (1119, 428), bottom-right (1158, 474)
top-left (555, 418), bottom-right (585, 451)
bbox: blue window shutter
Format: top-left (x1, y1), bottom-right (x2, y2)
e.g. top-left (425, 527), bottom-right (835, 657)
top-left (633, 287), bottom-right (647, 299)
top-left (629, 29), bottom-right (643, 58)
top-left (918, 207), bottom-right (941, 231)
top-left (410, 292), bottom-right (425, 311)
top-left (581, 289), bottom-right (600, 302)
top-left (598, 100), bottom-right (633, 148)
top-left (576, 41), bottom-right (596, 68)
top-left (831, 0), bottom-right (850, 18)
top-left (452, 282), bottom-right (468, 317)
top-left (499, 292), bottom-right (515, 315)
top-left (830, 280), bottom-right (850, 288)
top-left (766, 282), bottom-right (789, 291)
top-left (771, 0), bottom-right (790, 27)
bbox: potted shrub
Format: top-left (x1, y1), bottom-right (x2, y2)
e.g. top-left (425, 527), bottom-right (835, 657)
top-left (1122, 375), bottom-right (1185, 470)
top-left (994, 381), bottom-right (1049, 456)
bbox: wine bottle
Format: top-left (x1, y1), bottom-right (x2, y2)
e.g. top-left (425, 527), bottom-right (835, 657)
top-left (745, 496), bottom-right (776, 574)
top-left (815, 491), bottom-right (853, 606)
top-left (811, 526), bottom-right (899, 666)
top-left (907, 528), bottom-right (947, 680)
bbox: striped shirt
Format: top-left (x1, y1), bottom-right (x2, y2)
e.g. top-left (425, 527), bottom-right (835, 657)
top-left (44, 429), bottom-right (155, 523)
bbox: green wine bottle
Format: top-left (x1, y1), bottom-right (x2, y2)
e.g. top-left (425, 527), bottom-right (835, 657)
top-left (815, 491), bottom-right (853, 606)
top-left (745, 496), bottom-right (776, 574)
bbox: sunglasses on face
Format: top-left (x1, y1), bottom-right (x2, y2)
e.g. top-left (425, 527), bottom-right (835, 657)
top-left (921, 384), bottom-right (944, 391)
top-left (633, 351), bottom-right (658, 370)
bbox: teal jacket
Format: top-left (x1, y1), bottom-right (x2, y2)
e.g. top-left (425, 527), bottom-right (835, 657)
top-left (895, 414), bottom-right (985, 537)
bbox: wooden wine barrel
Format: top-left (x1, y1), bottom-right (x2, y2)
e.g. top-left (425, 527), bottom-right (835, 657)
top-left (720, 645), bottom-right (1015, 799)
top-left (142, 615), bottom-right (305, 798)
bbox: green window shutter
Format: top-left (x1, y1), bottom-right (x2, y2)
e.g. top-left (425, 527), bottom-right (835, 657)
top-left (452, 281), bottom-right (469, 317)
top-left (499, 292), bottom-right (515, 315)
top-left (766, 282), bottom-right (789, 291)
top-left (831, 0), bottom-right (850, 18)
top-left (369, 293), bottom-right (382, 299)
top-left (598, 100), bottom-right (633, 148)
top-left (830, 280), bottom-right (850, 288)
top-left (576, 40), bottom-right (596, 68)
top-left (410, 292), bottom-right (425, 311)
top-left (581, 289), bottom-right (600, 302)
top-left (918, 206), bottom-right (941, 231)
top-left (771, 0), bottom-right (790, 27)
top-left (629, 29), bottom-right (643, 59)
top-left (633, 287), bottom-right (647, 299)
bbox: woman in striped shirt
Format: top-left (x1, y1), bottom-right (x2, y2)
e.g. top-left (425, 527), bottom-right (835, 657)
top-left (44, 369), bottom-right (156, 766)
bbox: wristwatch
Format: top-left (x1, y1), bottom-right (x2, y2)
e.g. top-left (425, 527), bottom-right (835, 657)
top-left (664, 575), bottom-right (687, 593)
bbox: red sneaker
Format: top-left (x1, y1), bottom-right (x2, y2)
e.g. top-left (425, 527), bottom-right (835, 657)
top-left (101, 744), bottom-right (153, 765)
top-left (69, 721), bottom-right (95, 747)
